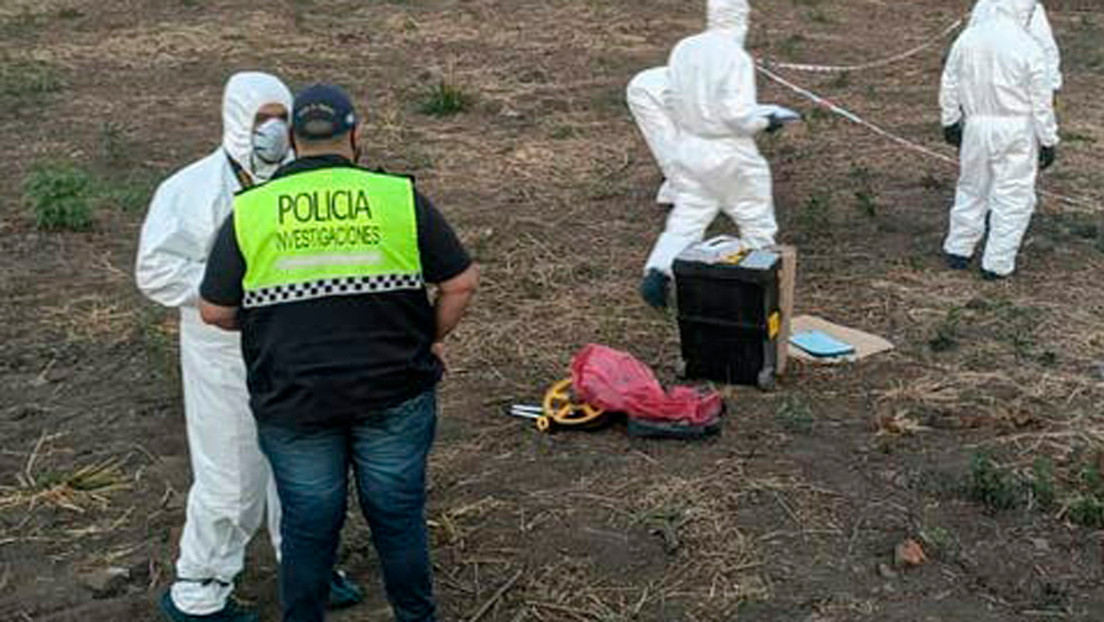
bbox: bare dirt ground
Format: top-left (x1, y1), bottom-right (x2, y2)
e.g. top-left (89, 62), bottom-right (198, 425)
top-left (2, 0), bottom-right (1103, 620)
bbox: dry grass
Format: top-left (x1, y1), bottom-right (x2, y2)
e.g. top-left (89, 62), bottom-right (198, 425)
top-left (0, 433), bottom-right (130, 515)
top-left (40, 294), bottom-right (137, 345)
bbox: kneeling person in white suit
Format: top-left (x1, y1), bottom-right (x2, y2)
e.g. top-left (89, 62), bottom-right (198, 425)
top-left (640, 0), bottom-right (783, 308)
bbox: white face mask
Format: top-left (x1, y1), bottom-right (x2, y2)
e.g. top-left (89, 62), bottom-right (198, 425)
top-left (252, 118), bottom-right (290, 165)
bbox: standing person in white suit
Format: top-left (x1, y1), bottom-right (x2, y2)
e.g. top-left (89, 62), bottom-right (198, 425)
top-left (639, 0), bottom-right (784, 308)
top-left (940, 0), bottom-right (1059, 279)
top-left (136, 72), bottom-right (362, 622)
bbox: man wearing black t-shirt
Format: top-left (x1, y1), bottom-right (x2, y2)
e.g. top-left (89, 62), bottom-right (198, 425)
top-left (198, 84), bottom-right (478, 622)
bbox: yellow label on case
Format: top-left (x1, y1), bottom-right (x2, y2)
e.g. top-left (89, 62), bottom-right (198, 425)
top-left (768, 311), bottom-right (781, 339)
top-left (721, 250), bottom-right (749, 265)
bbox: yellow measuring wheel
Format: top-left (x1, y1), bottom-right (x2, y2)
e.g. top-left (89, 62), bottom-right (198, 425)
top-left (535, 415), bottom-right (552, 432)
top-left (538, 378), bottom-right (606, 432)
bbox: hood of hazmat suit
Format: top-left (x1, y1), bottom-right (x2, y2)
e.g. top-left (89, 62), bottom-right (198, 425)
top-left (626, 67), bottom-right (678, 204)
top-left (222, 72), bottom-right (296, 183)
top-left (643, 0), bottom-right (776, 277)
top-left (940, 2), bottom-right (1059, 277)
top-left (969, 0), bottom-right (1061, 91)
top-left (134, 72), bottom-right (290, 616)
top-left (708, 0), bottom-right (750, 46)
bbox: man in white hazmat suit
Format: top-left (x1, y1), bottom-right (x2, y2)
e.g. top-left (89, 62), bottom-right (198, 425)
top-left (639, 0), bottom-right (783, 308)
top-left (969, 0), bottom-right (1062, 93)
top-left (940, 0), bottom-right (1059, 279)
top-left (136, 72), bottom-right (362, 622)
top-left (626, 66), bottom-right (677, 206)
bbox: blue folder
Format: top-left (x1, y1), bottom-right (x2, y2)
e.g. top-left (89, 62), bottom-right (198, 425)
top-left (790, 330), bottom-right (855, 358)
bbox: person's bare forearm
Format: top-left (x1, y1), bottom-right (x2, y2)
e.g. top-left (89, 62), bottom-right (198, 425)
top-left (211, 316), bottom-right (240, 331)
top-left (435, 288), bottom-right (475, 342)
top-left (199, 299), bottom-right (241, 331)
top-left (433, 264), bottom-right (479, 343)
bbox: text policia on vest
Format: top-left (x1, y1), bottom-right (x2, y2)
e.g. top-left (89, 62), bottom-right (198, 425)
top-left (275, 188), bottom-right (382, 252)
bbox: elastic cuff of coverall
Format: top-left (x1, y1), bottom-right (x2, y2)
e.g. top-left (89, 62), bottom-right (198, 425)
top-left (980, 264), bottom-right (1015, 278)
top-left (170, 579), bottom-right (235, 616)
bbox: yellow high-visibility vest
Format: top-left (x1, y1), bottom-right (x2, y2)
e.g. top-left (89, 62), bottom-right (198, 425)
top-left (233, 166), bottom-right (422, 308)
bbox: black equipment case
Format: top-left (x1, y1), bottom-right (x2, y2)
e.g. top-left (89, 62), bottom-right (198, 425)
top-left (673, 250), bottom-right (781, 390)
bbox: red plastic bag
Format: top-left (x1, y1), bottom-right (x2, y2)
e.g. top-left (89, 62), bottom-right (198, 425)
top-left (570, 344), bottom-right (723, 426)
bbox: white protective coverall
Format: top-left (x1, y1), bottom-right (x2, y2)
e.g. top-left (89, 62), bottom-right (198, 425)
top-left (626, 66), bottom-right (677, 205)
top-left (970, 0), bottom-right (1062, 92)
top-left (135, 72), bottom-right (292, 615)
top-left (643, 0), bottom-right (777, 277)
top-left (941, 0), bottom-right (1059, 276)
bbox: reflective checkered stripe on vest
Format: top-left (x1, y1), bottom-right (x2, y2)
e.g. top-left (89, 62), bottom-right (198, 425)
top-left (233, 167), bottom-right (422, 309)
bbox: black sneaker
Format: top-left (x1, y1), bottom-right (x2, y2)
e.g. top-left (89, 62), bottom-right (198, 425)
top-left (639, 269), bottom-right (670, 309)
top-left (945, 253), bottom-right (970, 270)
top-left (980, 269), bottom-right (1007, 281)
top-left (327, 570), bottom-right (364, 610)
top-left (158, 591), bottom-right (258, 622)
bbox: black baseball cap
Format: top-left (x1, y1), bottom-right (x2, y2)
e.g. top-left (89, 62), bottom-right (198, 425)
top-left (292, 84), bottom-right (357, 140)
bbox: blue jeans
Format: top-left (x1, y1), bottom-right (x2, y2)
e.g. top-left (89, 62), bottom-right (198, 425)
top-left (257, 390), bottom-right (438, 622)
